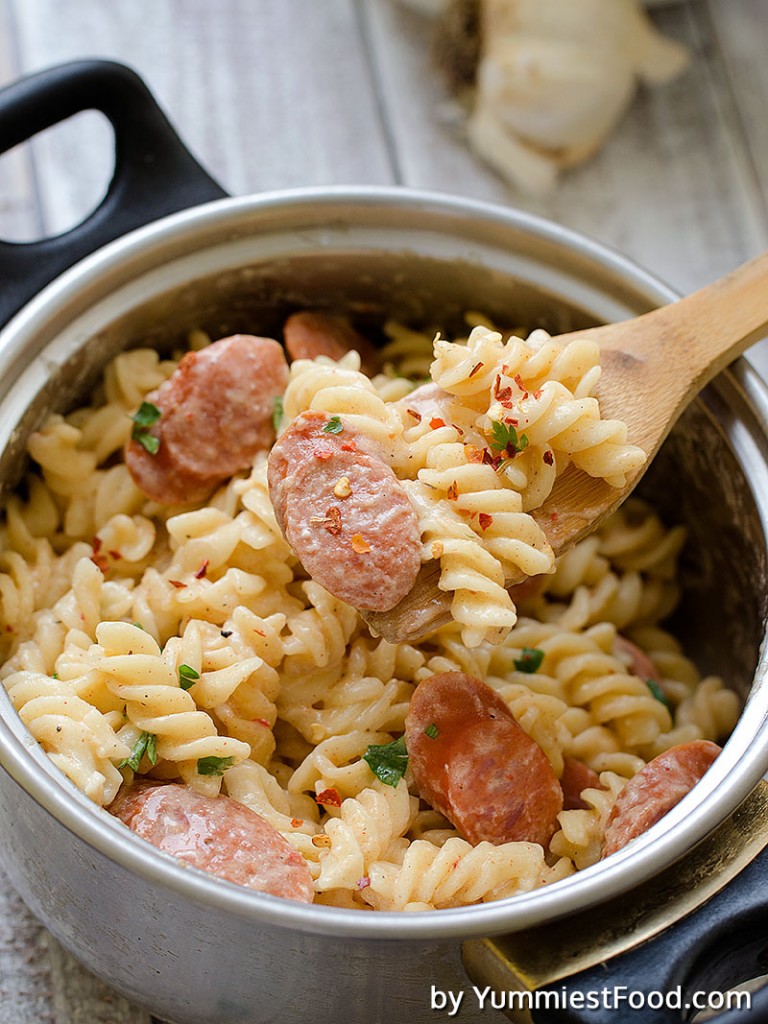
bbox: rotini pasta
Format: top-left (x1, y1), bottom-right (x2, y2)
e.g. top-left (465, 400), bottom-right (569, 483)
top-left (0, 318), bottom-right (740, 913)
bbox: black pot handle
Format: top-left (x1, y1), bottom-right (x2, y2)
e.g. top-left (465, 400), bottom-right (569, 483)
top-left (0, 59), bottom-right (228, 329)
top-left (531, 844), bottom-right (768, 1023)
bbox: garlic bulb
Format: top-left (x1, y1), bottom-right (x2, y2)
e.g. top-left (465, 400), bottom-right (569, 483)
top-left (467, 0), bottom-right (690, 192)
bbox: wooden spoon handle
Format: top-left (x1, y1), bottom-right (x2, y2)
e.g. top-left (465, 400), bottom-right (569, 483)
top-left (591, 248), bottom-right (768, 370)
top-left (366, 250), bottom-right (768, 645)
top-left (564, 249), bottom-right (768, 457)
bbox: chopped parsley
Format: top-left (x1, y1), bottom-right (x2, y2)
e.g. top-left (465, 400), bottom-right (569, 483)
top-left (178, 664), bottom-right (200, 690)
top-left (322, 415), bottom-right (344, 435)
top-left (130, 402), bottom-right (161, 455)
top-left (514, 647), bottom-right (544, 674)
top-left (425, 723), bottom-right (439, 740)
top-left (272, 395), bottom-right (285, 433)
top-left (363, 735), bottom-right (408, 787)
top-left (489, 420), bottom-right (529, 456)
top-left (197, 755), bottom-right (234, 777)
top-left (646, 678), bottom-right (671, 709)
top-left (118, 731), bottom-right (158, 772)
top-left (146, 733), bottom-right (157, 765)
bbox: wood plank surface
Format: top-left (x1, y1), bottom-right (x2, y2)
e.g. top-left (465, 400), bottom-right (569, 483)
top-left (706, 0), bottom-right (768, 220)
top-left (8, 0), bottom-right (395, 235)
top-left (0, 0), bottom-right (42, 241)
top-left (0, 864), bottom-right (55, 1024)
top-left (362, 0), bottom-right (768, 294)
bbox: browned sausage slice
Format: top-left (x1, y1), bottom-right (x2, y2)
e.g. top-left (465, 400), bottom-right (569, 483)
top-left (284, 312), bottom-right (379, 376)
top-left (615, 636), bottom-right (663, 686)
top-left (601, 740), bottom-right (721, 858)
top-left (560, 756), bottom-right (601, 811)
top-left (268, 412), bottom-right (421, 611)
top-left (268, 411), bottom-right (351, 533)
top-left (109, 782), bottom-right (314, 902)
top-left (405, 672), bottom-right (563, 847)
top-left (126, 334), bottom-right (289, 504)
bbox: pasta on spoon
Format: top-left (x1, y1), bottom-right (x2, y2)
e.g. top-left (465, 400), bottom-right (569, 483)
top-left (270, 321), bottom-right (645, 647)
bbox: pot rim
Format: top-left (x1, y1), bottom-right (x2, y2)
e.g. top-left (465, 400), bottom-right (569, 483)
top-left (1, 184), bottom-right (768, 941)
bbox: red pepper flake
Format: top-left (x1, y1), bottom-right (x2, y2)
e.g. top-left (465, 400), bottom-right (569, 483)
top-left (351, 533), bottom-right (371, 554)
top-left (314, 448), bottom-right (334, 461)
top-left (504, 417), bottom-right (519, 426)
top-left (482, 449), bottom-right (502, 469)
top-left (108, 550), bottom-right (122, 561)
top-left (90, 536), bottom-right (108, 572)
top-left (253, 717), bottom-right (271, 728)
top-left (430, 417), bottom-right (446, 429)
top-left (550, 512), bottom-right (559, 522)
top-left (315, 788), bottom-right (342, 808)
top-left (290, 818), bottom-right (304, 828)
top-left (356, 876), bottom-right (371, 891)
top-left (341, 440), bottom-right (357, 453)
top-left (495, 384), bottom-right (514, 404)
top-left (309, 507), bottom-right (343, 535)
top-left (4, 625), bottom-right (15, 633)
top-left (468, 361), bottom-right (484, 378)
top-left (479, 513), bottom-right (494, 531)
top-left (326, 506), bottom-right (343, 536)
top-left (533, 389), bottom-right (543, 400)
top-left (253, 629), bottom-right (266, 637)
top-left (451, 423), bottom-right (464, 436)
top-left (446, 480), bottom-right (459, 501)
top-left (464, 443), bottom-right (484, 463)
top-left (168, 579), bottom-right (187, 590)
top-left (194, 559), bottom-right (209, 579)
top-left (514, 374), bottom-right (529, 399)
top-left (543, 450), bottom-right (554, 466)
top-left (406, 408), bottom-right (422, 421)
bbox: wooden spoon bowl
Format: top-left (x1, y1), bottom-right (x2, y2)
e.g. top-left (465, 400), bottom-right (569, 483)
top-left (365, 251), bottom-right (768, 643)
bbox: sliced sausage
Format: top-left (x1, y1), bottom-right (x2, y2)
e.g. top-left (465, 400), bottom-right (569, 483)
top-left (601, 740), bottom-right (721, 858)
top-left (268, 411), bottom-right (421, 611)
top-left (283, 311), bottom-right (379, 376)
top-left (108, 782), bottom-right (314, 902)
top-left (126, 334), bottom-right (289, 504)
top-left (268, 411), bottom-right (353, 533)
top-left (615, 636), bottom-right (663, 686)
top-left (405, 672), bottom-right (563, 847)
top-left (560, 756), bottom-right (602, 811)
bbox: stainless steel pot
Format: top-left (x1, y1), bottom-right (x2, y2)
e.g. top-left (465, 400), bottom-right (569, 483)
top-left (0, 61), bottom-right (767, 1024)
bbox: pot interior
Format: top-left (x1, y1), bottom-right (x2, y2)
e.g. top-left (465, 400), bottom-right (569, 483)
top-left (0, 190), bottom-right (766, 947)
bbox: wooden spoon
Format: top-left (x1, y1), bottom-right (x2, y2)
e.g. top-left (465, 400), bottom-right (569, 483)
top-left (364, 250), bottom-right (768, 643)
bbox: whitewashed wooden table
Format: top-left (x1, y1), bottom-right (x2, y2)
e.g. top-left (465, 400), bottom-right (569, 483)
top-left (0, 1), bottom-right (766, 1021)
